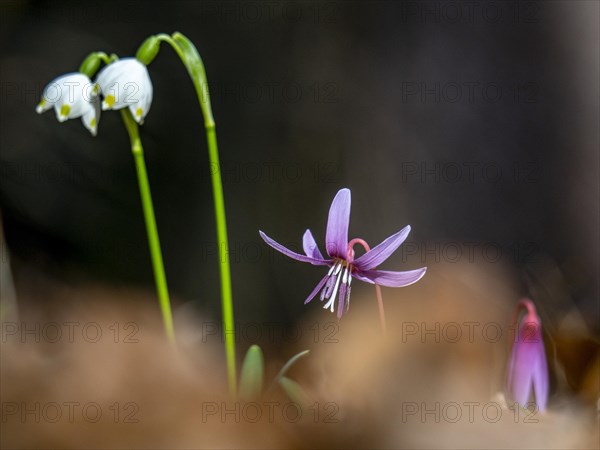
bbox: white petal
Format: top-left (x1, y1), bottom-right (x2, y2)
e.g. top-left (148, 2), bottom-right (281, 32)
top-left (81, 103), bottom-right (99, 136)
top-left (36, 99), bottom-right (52, 114)
top-left (95, 58), bottom-right (153, 117)
top-left (38, 73), bottom-right (92, 114)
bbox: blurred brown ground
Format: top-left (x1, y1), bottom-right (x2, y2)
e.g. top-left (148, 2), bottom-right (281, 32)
top-left (2, 260), bottom-right (597, 449)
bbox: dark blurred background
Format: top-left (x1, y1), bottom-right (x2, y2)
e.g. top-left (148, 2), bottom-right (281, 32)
top-left (0, 1), bottom-right (598, 333)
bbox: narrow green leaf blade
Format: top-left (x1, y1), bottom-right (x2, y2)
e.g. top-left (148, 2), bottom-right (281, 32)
top-left (273, 349), bottom-right (310, 384)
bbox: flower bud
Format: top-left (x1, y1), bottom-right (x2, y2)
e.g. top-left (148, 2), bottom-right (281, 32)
top-left (136, 36), bottom-right (161, 65)
top-left (78, 53), bottom-right (102, 78)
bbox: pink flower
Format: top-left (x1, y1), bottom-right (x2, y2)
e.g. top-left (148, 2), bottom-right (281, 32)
top-left (506, 299), bottom-right (549, 411)
top-left (260, 188), bottom-right (427, 318)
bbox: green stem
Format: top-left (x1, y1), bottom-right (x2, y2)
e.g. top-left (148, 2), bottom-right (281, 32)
top-left (206, 124), bottom-right (237, 396)
top-left (120, 109), bottom-right (175, 345)
top-left (156, 32), bottom-right (236, 395)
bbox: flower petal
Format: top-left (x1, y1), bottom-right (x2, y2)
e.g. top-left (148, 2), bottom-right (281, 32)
top-left (532, 339), bottom-right (549, 411)
top-left (303, 229), bottom-right (324, 262)
top-left (351, 272), bottom-right (374, 284)
top-left (353, 225), bottom-right (411, 270)
top-left (325, 188), bottom-right (351, 258)
top-left (357, 267), bottom-right (427, 287)
top-left (96, 58), bottom-right (153, 115)
top-left (36, 98), bottom-right (52, 114)
top-left (259, 231), bottom-right (331, 265)
top-left (129, 70), bottom-right (153, 124)
top-left (508, 339), bottom-right (536, 407)
top-left (81, 105), bottom-right (99, 136)
top-left (304, 275), bottom-right (330, 304)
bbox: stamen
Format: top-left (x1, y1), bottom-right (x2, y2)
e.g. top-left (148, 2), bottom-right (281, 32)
top-left (323, 272), bottom-right (342, 311)
top-left (334, 263), bottom-right (342, 275)
top-left (324, 274), bottom-right (337, 299)
top-left (345, 286), bottom-right (352, 312)
top-left (320, 285), bottom-right (327, 301)
top-left (321, 275), bottom-right (335, 301)
top-left (327, 263), bottom-right (337, 276)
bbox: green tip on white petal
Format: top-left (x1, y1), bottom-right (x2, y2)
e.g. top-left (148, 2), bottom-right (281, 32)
top-left (89, 118), bottom-right (97, 136)
top-left (131, 105), bottom-right (145, 124)
top-left (133, 107), bottom-right (145, 124)
top-left (36, 99), bottom-right (46, 114)
top-left (58, 104), bottom-right (71, 122)
top-left (102, 94), bottom-right (116, 110)
top-left (93, 83), bottom-right (100, 96)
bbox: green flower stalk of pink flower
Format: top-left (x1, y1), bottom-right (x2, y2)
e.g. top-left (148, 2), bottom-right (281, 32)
top-left (506, 298), bottom-right (549, 411)
top-left (260, 188), bottom-right (427, 320)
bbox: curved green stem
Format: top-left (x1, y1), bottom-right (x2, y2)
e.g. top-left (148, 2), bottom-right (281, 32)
top-left (121, 109), bottom-right (175, 345)
top-left (156, 32), bottom-right (236, 395)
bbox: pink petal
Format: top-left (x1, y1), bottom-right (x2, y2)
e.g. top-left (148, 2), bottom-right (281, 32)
top-left (325, 189), bottom-right (351, 258)
top-left (260, 231), bottom-right (330, 265)
top-left (303, 229), bottom-right (325, 262)
top-left (353, 225), bottom-right (411, 270)
top-left (305, 275), bottom-right (330, 304)
top-left (357, 267), bottom-right (427, 287)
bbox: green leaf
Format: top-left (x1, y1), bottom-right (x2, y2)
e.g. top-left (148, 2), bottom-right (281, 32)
top-left (239, 345), bottom-right (264, 400)
top-left (279, 376), bottom-right (310, 406)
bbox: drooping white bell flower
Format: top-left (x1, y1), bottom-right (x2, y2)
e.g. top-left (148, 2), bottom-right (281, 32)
top-left (36, 72), bottom-right (100, 136)
top-left (95, 58), bottom-right (153, 124)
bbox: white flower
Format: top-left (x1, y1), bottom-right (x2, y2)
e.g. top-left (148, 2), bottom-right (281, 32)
top-left (95, 58), bottom-right (153, 124)
top-left (36, 73), bottom-right (100, 136)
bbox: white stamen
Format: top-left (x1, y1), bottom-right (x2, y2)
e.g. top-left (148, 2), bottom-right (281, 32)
top-left (323, 271), bottom-right (343, 311)
top-left (342, 267), bottom-right (348, 284)
top-left (327, 263), bottom-right (337, 276)
top-left (334, 263), bottom-right (342, 275)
